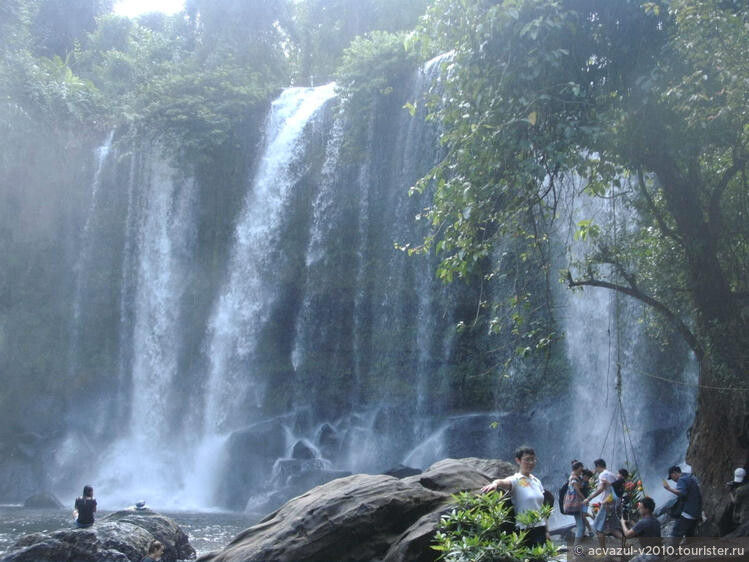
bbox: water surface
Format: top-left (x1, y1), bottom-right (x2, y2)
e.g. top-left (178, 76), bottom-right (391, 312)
top-left (0, 507), bottom-right (258, 559)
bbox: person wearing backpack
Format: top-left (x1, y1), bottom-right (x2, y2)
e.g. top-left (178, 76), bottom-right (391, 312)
top-left (664, 465), bottom-right (702, 538)
top-left (564, 460), bottom-right (587, 545)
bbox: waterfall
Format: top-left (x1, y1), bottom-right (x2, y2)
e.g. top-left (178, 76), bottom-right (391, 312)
top-left (290, 114), bottom-right (345, 385)
top-left (203, 84), bottom-right (337, 434)
top-left (92, 149), bottom-right (198, 508)
top-left (67, 131), bottom-right (114, 380)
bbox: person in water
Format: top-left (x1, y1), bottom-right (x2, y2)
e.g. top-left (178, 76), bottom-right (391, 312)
top-left (480, 445), bottom-right (550, 547)
top-left (73, 485), bottom-right (97, 528)
top-left (141, 540), bottom-right (164, 562)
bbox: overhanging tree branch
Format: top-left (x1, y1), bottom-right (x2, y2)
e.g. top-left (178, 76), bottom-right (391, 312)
top-left (566, 270), bottom-right (703, 361)
top-left (636, 169), bottom-right (682, 244)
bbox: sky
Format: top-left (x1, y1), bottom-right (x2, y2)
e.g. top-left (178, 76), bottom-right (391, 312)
top-left (113, 0), bottom-right (185, 17)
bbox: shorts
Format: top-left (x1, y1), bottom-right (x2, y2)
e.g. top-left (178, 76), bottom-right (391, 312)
top-left (594, 504), bottom-right (617, 533)
top-left (671, 516), bottom-right (698, 537)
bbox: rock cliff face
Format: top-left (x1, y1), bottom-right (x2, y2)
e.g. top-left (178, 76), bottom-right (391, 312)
top-left (198, 458), bottom-right (515, 562)
top-left (0, 509), bottom-right (195, 562)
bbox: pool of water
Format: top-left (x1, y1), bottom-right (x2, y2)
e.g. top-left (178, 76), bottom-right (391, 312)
top-left (0, 506), bottom-right (260, 559)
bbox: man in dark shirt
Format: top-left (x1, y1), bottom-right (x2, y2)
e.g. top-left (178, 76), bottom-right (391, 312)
top-left (663, 465), bottom-right (702, 538)
top-left (621, 496), bottom-right (661, 562)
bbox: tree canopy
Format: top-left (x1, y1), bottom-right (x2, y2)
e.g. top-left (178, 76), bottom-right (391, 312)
top-left (412, 0), bottom-right (747, 514)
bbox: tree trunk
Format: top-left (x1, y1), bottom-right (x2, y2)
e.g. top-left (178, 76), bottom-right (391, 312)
top-left (647, 152), bottom-right (749, 522)
top-left (687, 354), bottom-right (749, 521)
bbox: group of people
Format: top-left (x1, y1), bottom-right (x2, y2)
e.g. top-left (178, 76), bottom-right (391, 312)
top-left (479, 445), bottom-right (706, 560)
top-left (72, 485), bottom-right (165, 562)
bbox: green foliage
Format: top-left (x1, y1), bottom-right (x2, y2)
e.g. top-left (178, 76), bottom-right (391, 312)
top-left (31, 0), bottom-right (113, 58)
top-left (292, 0), bottom-right (429, 81)
top-left (336, 31), bottom-right (418, 107)
top-left (411, 0), bottom-right (748, 392)
top-left (433, 491), bottom-right (557, 562)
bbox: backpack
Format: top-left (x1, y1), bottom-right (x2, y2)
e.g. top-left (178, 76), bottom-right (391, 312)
top-left (558, 481), bottom-right (569, 515)
top-left (612, 478), bottom-right (626, 498)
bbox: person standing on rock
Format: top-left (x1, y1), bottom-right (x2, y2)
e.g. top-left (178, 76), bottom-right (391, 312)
top-left (141, 540), bottom-right (165, 562)
top-left (73, 485), bottom-right (97, 528)
top-left (664, 465), bottom-right (702, 539)
top-left (480, 445), bottom-right (550, 547)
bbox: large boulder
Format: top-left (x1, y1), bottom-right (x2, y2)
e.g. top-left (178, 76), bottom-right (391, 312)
top-left (23, 492), bottom-right (64, 509)
top-left (0, 509), bottom-right (195, 562)
top-left (197, 473), bottom-right (449, 561)
top-left (402, 458), bottom-right (510, 492)
top-left (103, 510), bottom-right (195, 561)
top-left (198, 457), bottom-right (515, 562)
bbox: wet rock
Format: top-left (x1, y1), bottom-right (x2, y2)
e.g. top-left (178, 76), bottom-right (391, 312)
top-left (291, 440), bottom-right (316, 460)
top-left (402, 458), bottom-right (504, 493)
top-left (273, 458), bottom-right (328, 484)
top-left (383, 465), bottom-right (422, 479)
top-left (103, 509), bottom-right (195, 561)
top-left (0, 510), bottom-right (194, 562)
top-left (23, 492), bottom-right (64, 509)
top-left (217, 419), bottom-right (289, 510)
top-left (198, 473), bottom-right (448, 561)
top-left (382, 509), bottom-right (448, 562)
top-left (316, 423), bottom-right (340, 459)
top-left (285, 468), bottom-right (351, 494)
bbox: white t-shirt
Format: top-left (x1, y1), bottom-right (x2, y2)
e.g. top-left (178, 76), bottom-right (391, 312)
top-left (510, 472), bottom-right (545, 528)
top-left (596, 470), bottom-right (617, 505)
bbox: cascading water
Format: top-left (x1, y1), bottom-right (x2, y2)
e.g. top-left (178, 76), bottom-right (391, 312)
top-left (89, 150), bottom-right (198, 508)
top-left (203, 83), bottom-right (338, 435)
top-left (67, 131), bottom-right (115, 380)
top-left (21, 58), bottom-right (698, 515)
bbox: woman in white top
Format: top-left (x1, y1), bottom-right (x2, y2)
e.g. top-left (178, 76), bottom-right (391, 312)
top-left (480, 445), bottom-right (550, 547)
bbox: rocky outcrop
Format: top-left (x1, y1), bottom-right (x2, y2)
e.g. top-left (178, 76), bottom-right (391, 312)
top-left (0, 509), bottom-right (195, 562)
top-left (384, 465), bottom-right (422, 478)
top-left (217, 418), bottom-right (289, 510)
top-left (198, 457), bottom-right (515, 562)
top-left (22, 492), bottom-right (64, 509)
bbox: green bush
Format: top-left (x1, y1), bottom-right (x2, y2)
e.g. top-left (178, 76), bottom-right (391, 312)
top-left (432, 491), bottom-right (557, 562)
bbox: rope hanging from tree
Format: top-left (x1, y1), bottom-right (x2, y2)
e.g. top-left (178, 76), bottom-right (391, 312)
top-left (597, 183), bottom-right (643, 488)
